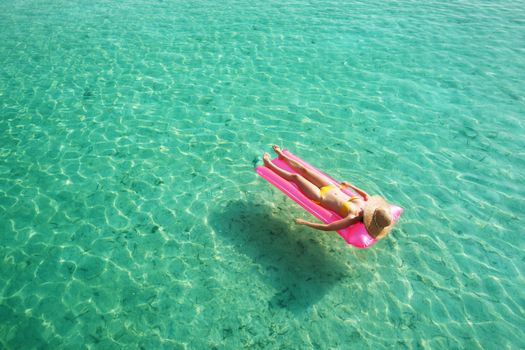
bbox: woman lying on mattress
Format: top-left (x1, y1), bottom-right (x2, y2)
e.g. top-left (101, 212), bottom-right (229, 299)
top-left (262, 145), bottom-right (393, 239)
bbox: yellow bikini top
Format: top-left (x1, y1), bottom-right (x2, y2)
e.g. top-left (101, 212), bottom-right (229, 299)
top-left (340, 196), bottom-right (361, 217)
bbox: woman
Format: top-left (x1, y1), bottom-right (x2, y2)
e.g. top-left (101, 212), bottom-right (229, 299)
top-left (263, 145), bottom-right (393, 239)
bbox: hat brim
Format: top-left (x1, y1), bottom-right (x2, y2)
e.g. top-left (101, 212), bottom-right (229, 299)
top-left (363, 196), bottom-right (393, 239)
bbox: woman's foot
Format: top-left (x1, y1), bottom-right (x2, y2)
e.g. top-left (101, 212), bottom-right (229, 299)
top-left (263, 152), bottom-right (272, 167)
top-left (262, 152), bottom-right (300, 184)
top-left (272, 145), bottom-right (285, 158)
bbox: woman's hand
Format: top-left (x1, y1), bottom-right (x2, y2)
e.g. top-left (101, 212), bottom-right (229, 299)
top-left (294, 218), bottom-right (307, 225)
top-left (341, 181), bottom-right (369, 200)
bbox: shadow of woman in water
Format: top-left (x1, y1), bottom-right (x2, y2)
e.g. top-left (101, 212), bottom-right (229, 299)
top-left (209, 199), bottom-right (355, 315)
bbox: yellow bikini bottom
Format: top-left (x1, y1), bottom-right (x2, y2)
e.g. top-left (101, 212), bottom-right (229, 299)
top-left (319, 185), bottom-right (335, 197)
top-left (317, 185), bottom-right (360, 217)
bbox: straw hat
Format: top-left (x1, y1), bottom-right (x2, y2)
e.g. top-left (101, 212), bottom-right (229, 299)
top-left (363, 195), bottom-right (393, 239)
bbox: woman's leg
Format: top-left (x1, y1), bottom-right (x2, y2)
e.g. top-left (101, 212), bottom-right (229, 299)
top-left (263, 153), bottom-right (321, 202)
top-left (272, 145), bottom-right (333, 188)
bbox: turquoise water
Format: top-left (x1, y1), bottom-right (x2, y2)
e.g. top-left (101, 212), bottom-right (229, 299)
top-left (1, 0), bottom-right (524, 348)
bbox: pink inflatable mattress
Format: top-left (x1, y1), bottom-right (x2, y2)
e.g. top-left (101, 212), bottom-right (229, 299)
top-left (255, 150), bottom-right (402, 248)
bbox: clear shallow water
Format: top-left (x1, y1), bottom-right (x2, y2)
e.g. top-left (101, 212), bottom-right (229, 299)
top-left (1, 0), bottom-right (524, 348)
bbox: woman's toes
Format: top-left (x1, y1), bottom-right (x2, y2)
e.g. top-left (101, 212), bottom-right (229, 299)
top-left (263, 153), bottom-right (272, 166)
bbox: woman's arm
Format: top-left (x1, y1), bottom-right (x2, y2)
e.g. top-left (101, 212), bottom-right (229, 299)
top-left (294, 215), bottom-right (361, 231)
top-left (340, 181), bottom-right (369, 200)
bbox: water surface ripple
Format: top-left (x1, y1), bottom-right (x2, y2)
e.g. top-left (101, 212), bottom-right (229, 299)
top-left (0, 0), bottom-right (524, 349)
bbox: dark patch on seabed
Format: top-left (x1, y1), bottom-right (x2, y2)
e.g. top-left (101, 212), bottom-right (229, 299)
top-left (209, 200), bottom-right (352, 315)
